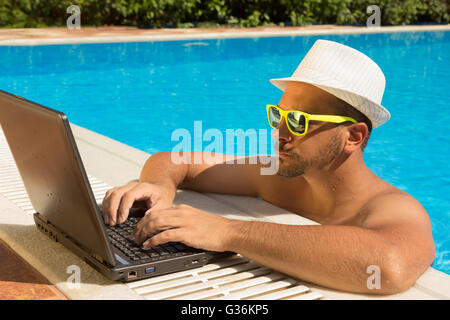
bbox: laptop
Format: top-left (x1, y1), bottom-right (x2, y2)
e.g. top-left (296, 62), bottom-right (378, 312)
top-left (0, 89), bottom-right (233, 282)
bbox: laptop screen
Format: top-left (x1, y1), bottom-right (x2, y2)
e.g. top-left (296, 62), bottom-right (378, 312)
top-left (0, 90), bottom-right (116, 266)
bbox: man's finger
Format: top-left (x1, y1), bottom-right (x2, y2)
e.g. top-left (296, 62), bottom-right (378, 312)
top-left (101, 187), bottom-right (118, 224)
top-left (117, 184), bottom-right (162, 224)
top-left (131, 210), bottom-right (182, 244)
top-left (103, 184), bottom-right (136, 225)
top-left (117, 189), bottom-right (142, 224)
top-left (145, 200), bottom-right (171, 215)
top-left (143, 228), bottom-right (185, 248)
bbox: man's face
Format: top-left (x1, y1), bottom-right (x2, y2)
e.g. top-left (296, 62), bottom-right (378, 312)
top-left (273, 82), bottom-right (345, 177)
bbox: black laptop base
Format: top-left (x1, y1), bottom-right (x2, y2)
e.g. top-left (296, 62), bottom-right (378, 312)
top-left (34, 213), bottom-right (233, 282)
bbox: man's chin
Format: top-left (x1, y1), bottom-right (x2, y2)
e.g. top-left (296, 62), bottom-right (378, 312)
top-left (276, 161), bottom-right (305, 177)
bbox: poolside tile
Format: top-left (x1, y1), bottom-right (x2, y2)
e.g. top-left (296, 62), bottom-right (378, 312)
top-left (0, 238), bottom-right (66, 300)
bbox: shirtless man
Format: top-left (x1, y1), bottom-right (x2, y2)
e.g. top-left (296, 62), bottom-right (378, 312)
top-left (101, 40), bottom-right (434, 294)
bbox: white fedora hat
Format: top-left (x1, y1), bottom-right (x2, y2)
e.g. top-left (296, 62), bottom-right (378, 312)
top-left (270, 39), bottom-right (390, 128)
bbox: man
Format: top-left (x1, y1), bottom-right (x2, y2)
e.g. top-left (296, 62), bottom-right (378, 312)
top-left (102, 40), bottom-right (434, 294)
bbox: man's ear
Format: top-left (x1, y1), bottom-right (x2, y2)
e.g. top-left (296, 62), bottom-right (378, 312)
top-left (343, 123), bottom-right (368, 153)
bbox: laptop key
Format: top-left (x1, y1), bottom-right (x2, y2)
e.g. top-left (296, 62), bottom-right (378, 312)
top-left (109, 217), bottom-right (207, 264)
top-left (136, 253), bottom-right (149, 259)
top-left (174, 243), bottom-right (188, 251)
top-left (164, 245), bottom-right (178, 254)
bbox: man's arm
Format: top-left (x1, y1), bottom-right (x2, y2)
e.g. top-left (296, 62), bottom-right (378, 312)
top-left (225, 192), bottom-right (435, 294)
top-left (103, 151), bottom-right (268, 225)
top-left (140, 151), bottom-right (267, 196)
top-left (134, 191), bottom-right (434, 295)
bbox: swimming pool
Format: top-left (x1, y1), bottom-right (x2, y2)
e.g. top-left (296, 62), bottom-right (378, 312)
top-left (0, 31), bottom-right (448, 274)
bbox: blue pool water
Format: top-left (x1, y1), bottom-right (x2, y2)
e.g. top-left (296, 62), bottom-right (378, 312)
top-left (0, 31), bottom-right (449, 274)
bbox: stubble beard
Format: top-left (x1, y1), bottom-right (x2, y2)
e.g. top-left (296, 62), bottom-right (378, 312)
top-left (276, 133), bottom-right (343, 178)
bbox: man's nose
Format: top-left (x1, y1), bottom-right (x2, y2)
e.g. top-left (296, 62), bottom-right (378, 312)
top-left (272, 117), bottom-right (293, 143)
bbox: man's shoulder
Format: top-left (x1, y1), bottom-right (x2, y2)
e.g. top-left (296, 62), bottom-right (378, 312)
top-left (361, 184), bottom-right (429, 228)
top-left (360, 182), bottom-right (435, 272)
top-left (366, 185), bottom-right (422, 210)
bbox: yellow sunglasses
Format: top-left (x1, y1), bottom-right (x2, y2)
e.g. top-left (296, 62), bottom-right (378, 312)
top-left (266, 104), bottom-right (357, 136)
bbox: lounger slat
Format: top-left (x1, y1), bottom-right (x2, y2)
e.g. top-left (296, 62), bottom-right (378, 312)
top-left (135, 261), bottom-right (261, 295)
top-left (143, 266), bottom-right (271, 300)
top-left (127, 256), bottom-right (248, 289)
top-left (247, 285), bottom-right (310, 300)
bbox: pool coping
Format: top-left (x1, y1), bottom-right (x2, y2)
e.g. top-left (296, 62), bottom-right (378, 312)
top-left (1, 24), bottom-right (449, 46)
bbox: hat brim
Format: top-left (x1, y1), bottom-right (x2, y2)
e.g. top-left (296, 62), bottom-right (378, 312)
top-left (270, 77), bottom-right (390, 129)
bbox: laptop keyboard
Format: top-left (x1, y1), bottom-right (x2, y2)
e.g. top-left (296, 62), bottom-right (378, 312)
top-left (106, 217), bottom-right (200, 262)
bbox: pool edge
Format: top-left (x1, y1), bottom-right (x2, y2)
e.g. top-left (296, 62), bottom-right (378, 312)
top-left (1, 24), bottom-right (450, 46)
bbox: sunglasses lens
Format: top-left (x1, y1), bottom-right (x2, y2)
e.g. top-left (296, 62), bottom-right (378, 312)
top-left (287, 112), bottom-right (306, 134)
top-left (268, 106), bottom-right (281, 128)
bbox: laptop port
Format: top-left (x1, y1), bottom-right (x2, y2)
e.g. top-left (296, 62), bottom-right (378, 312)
top-left (127, 271), bottom-right (138, 279)
top-left (191, 258), bottom-right (200, 265)
top-left (145, 267), bottom-right (155, 274)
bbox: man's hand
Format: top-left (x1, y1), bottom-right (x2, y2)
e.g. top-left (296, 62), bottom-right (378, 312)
top-left (130, 204), bottom-right (236, 252)
top-left (101, 181), bottom-right (174, 226)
